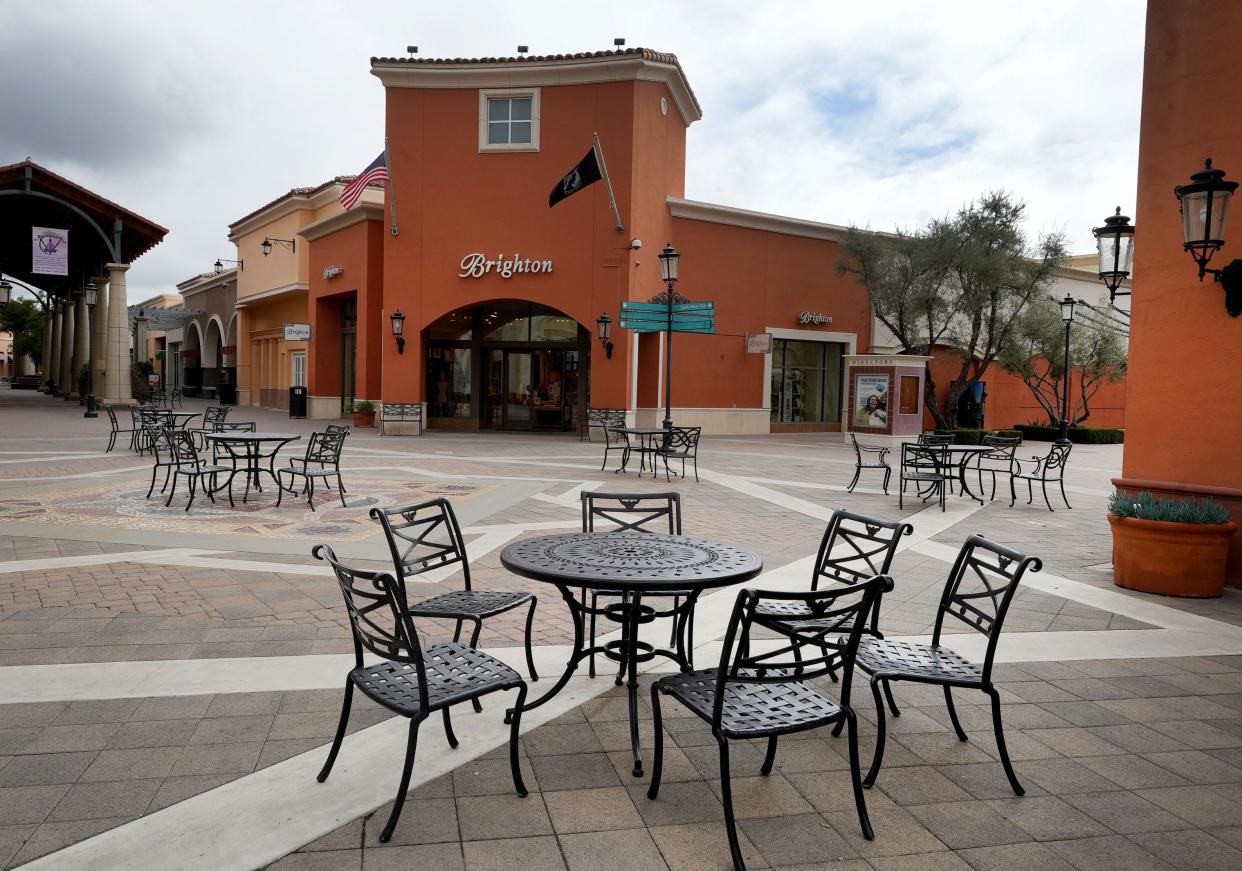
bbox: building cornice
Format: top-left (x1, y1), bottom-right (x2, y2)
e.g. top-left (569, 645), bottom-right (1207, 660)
top-left (176, 268), bottom-right (237, 296)
top-left (668, 197), bottom-right (851, 242)
top-left (227, 185), bottom-right (383, 242)
top-left (234, 282), bottom-right (309, 308)
top-left (297, 203), bottom-right (385, 243)
top-left (372, 55), bottom-right (702, 125)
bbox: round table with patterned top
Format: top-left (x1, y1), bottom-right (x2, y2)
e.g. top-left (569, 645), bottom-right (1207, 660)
top-left (500, 531), bottom-right (763, 776)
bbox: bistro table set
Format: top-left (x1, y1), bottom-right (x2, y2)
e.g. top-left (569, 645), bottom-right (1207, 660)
top-left (600, 423), bottom-right (702, 481)
top-left (311, 487), bottom-right (1043, 870)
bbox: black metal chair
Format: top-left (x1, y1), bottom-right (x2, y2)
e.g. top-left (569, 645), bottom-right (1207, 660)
top-left (918, 432), bottom-right (953, 446)
top-left (325, 423), bottom-right (351, 435)
top-left (277, 430), bottom-right (349, 511)
top-left (658, 425), bottom-right (702, 482)
top-left (189, 405), bottom-right (230, 449)
top-left (580, 492), bottom-right (692, 679)
top-left (143, 426), bottom-right (179, 500)
top-left (899, 442), bottom-right (948, 511)
top-left (848, 433), bottom-right (891, 494)
top-left (104, 405), bottom-right (140, 453)
top-left (971, 435), bottom-right (1021, 502)
top-left (854, 535), bottom-right (1042, 796)
top-left (170, 387), bottom-right (184, 409)
top-left (164, 430), bottom-right (231, 511)
top-left (135, 407), bottom-right (173, 455)
top-left (1010, 442), bottom-right (1073, 511)
top-left (371, 498), bottom-right (539, 711)
top-left (312, 544), bottom-right (528, 843)
top-left (600, 425), bottom-right (632, 472)
top-left (649, 577), bottom-right (890, 870)
top-left (754, 509), bottom-right (912, 656)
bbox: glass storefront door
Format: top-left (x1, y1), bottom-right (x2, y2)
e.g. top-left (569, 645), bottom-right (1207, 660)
top-left (505, 351), bottom-right (533, 428)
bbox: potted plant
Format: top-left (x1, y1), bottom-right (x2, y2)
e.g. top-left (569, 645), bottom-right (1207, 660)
top-left (1108, 490), bottom-right (1236, 598)
top-left (350, 400), bottom-right (376, 428)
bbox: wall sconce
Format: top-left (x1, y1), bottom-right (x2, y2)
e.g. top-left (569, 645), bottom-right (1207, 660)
top-left (1174, 158), bottom-right (1242, 316)
top-left (261, 237), bottom-right (296, 257)
top-left (596, 312), bottom-right (614, 359)
top-left (214, 258), bottom-right (242, 274)
top-left (390, 308), bottom-right (406, 354)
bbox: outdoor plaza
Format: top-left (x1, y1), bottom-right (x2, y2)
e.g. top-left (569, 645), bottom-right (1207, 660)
top-left (1, 389), bottom-right (1242, 871)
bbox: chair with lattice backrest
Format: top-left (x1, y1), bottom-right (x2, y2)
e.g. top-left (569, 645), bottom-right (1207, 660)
top-left (371, 498), bottom-right (539, 712)
top-left (649, 577), bottom-right (891, 869)
top-left (753, 509), bottom-right (912, 651)
top-left (163, 429), bottom-right (231, 511)
top-left (848, 433), bottom-right (892, 494)
top-left (277, 430), bottom-right (349, 511)
top-left (971, 434), bottom-right (1020, 502)
top-left (143, 426), bottom-right (179, 501)
top-left (918, 432), bottom-right (953, 446)
top-left (900, 442), bottom-right (949, 511)
top-left (580, 492), bottom-right (692, 679)
top-left (1010, 441), bottom-right (1073, 511)
top-left (188, 405), bottom-right (230, 449)
top-left (853, 534), bottom-right (1042, 796)
top-left (657, 425), bottom-right (702, 482)
top-left (104, 405), bottom-right (140, 453)
top-left (312, 543), bottom-right (528, 843)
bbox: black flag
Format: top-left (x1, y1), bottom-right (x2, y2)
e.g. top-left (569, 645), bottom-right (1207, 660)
top-left (549, 146), bottom-right (603, 208)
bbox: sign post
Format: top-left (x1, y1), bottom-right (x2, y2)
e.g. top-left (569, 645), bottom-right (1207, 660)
top-left (617, 295), bottom-right (716, 430)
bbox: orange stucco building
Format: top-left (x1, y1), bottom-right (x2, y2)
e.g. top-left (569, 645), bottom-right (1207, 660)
top-left (1117, 0), bottom-right (1242, 581)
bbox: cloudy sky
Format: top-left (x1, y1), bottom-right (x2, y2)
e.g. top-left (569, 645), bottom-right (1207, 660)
top-left (1, 0), bottom-right (1146, 302)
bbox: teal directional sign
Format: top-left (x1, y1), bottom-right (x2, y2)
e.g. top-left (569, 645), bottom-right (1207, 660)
top-left (619, 300), bottom-right (716, 334)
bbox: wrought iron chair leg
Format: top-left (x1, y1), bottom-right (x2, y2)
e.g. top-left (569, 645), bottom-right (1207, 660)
top-left (686, 604), bottom-right (695, 671)
top-left (1041, 479), bottom-right (1054, 512)
top-left (847, 467), bottom-right (861, 493)
top-left (863, 677), bottom-right (887, 787)
top-left (337, 473), bottom-right (347, 508)
top-left (379, 719), bottom-right (422, 843)
top-left (882, 679), bottom-right (901, 717)
top-left (760, 735), bottom-right (778, 775)
top-left (185, 475), bottom-right (196, 512)
top-left (442, 707), bottom-right (459, 748)
top-left (986, 686), bottom-right (1025, 795)
top-left (276, 471), bottom-right (286, 507)
top-left (1060, 478), bottom-right (1072, 510)
top-left (588, 591), bottom-right (598, 678)
top-left (647, 684), bottom-right (665, 799)
top-left (468, 620), bottom-right (484, 713)
top-left (692, 454), bottom-right (699, 483)
top-left (452, 619), bottom-right (463, 643)
top-left (316, 681), bottom-right (354, 782)
top-left (943, 685), bottom-right (968, 741)
top-left (508, 684), bottom-right (529, 796)
top-left (1009, 472), bottom-right (1018, 507)
top-left (524, 597), bottom-right (539, 681)
top-left (668, 595), bottom-right (680, 647)
top-left (146, 465), bottom-right (159, 499)
top-left (161, 467), bottom-right (172, 494)
top-left (882, 465), bottom-right (891, 495)
top-left (717, 738), bottom-right (747, 871)
top-left (845, 712), bottom-right (875, 839)
top-left (1026, 479), bottom-right (1034, 505)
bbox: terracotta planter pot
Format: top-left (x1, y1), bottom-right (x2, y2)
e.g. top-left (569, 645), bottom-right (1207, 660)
top-left (350, 411), bottom-right (376, 428)
top-left (1109, 513), bottom-right (1237, 598)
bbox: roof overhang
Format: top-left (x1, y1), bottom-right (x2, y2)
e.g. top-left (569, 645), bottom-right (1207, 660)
top-left (234, 281), bottom-right (308, 309)
top-left (298, 202), bottom-right (385, 243)
top-left (177, 268), bottom-right (237, 296)
top-left (668, 197), bottom-right (851, 242)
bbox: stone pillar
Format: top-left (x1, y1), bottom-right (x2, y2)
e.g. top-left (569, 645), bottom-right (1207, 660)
top-left (101, 263), bottom-right (132, 405)
top-left (91, 277), bottom-right (109, 399)
top-left (41, 311), bottom-right (53, 391)
top-left (49, 304), bottom-right (63, 393)
top-left (72, 290), bottom-right (89, 399)
top-left (59, 299), bottom-right (75, 398)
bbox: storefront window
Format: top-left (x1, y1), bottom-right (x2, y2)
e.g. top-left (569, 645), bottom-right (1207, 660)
top-left (770, 339), bottom-right (844, 424)
top-left (427, 346), bottom-right (472, 418)
top-left (428, 309), bottom-right (472, 340)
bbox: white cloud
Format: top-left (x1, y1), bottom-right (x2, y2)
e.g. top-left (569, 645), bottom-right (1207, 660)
top-left (1, 0), bottom-right (1145, 300)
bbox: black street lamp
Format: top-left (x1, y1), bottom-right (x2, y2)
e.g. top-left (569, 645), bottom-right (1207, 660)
top-left (657, 244), bottom-right (680, 431)
top-left (1058, 294), bottom-right (1077, 443)
top-left (1174, 158), bottom-right (1242, 315)
top-left (595, 313), bottom-right (614, 359)
top-left (1092, 207), bottom-right (1136, 302)
top-left (390, 309), bottom-right (406, 354)
top-left (214, 258), bottom-right (242, 275)
top-left (0, 277), bottom-right (12, 308)
top-left (261, 237), bottom-right (296, 257)
top-left (83, 282), bottom-right (98, 418)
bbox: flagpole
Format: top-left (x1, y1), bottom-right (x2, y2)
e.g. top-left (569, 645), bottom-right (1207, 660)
top-left (384, 138), bottom-right (400, 236)
top-left (593, 133), bottom-right (624, 233)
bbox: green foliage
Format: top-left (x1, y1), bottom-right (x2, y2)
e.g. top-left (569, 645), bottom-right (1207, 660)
top-left (1109, 490), bottom-right (1230, 525)
top-left (351, 400), bottom-right (375, 413)
top-left (933, 428), bottom-right (1023, 445)
top-left (0, 298), bottom-right (45, 367)
top-left (1014, 424), bottom-right (1124, 444)
top-left (130, 362), bottom-right (155, 403)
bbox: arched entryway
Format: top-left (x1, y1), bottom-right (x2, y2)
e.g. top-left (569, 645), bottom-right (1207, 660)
top-left (203, 316), bottom-right (224, 398)
top-left (424, 300), bottom-right (589, 431)
top-left (182, 320), bottom-right (203, 396)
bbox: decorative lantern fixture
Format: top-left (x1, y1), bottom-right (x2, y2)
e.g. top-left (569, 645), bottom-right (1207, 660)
top-left (1059, 294), bottom-right (1077, 324)
top-left (261, 237), bottom-right (295, 257)
top-left (83, 282), bottom-right (97, 307)
top-left (596, 312), bottom-right (614, 359)
top-left (390, 308), bottom-right (406, 354)
top-left (658, 244), bottom-right (679, 284)
top-left (214, 258), bottom-right (242, 275)
top-left (1174, 158), bottom-right (1242, 316)
top-left (0, 278), bottom-right (11, 308)
top-left (1092, 207), bottom-right (1135, 301)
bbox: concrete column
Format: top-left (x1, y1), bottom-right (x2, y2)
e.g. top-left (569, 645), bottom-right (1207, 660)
top-left (49, 305), bottom-right (63, 393)
top-left (72, 291), bottom-right (89, 398)
top-left (41, 312), bottom-right (53, 391)
top-left (91, 276), bottom-right (109, 393)
top-left (101, 263), bottom-right (133, 405)
top-left (59, 299), bottom-right (75, 398)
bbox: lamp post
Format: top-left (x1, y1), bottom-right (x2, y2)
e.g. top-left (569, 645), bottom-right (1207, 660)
top-left (83, 282), bottom-right (98, 417)
top-left (390, 309), bottom-right (406, 354)
top-left (657, 244), bottom-right (679, 431)
top-left (1092, 207), bottom-right (1136, 302)
top-left (1058, 294), bottom-right (1077, 443)
top-left (595, 313), bottom-right (614, 359)
top-left (1174, 158), bottom-right (1242, 315)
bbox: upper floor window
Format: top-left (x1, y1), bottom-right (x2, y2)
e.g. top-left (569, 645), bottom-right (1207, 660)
top-left (479, 89), bottom-right (540, 152)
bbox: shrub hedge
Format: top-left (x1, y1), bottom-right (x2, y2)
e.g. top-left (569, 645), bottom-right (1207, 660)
top-left (1013, 424), bottom-right (1124, 444)
top-left (933, 428), bottom-right (1024, 445)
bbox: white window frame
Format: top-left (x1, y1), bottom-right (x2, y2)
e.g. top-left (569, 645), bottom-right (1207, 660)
top-left (291, 352), bottom-right (306, 388)
top-left (479, 88), bottom-right (540, 153)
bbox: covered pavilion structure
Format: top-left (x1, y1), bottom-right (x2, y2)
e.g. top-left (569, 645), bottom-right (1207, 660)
top-left (0, 159), bottom-right (167, 406)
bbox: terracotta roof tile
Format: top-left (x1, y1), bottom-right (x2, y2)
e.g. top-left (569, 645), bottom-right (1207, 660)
top-left (227, 175), bottom-right (382, 230)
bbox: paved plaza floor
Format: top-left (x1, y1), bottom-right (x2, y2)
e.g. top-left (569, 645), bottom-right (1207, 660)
top-left (2, 387), bottom-right (1242, 870)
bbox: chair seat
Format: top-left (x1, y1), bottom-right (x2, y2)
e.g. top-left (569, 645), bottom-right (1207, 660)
top-left (186, 462), bottom-right (231, 475)
top-left (285, 463), bottom-right (338, 477)
top-left (1013, 472), bottom-right (1063, 482)
top-left (409, 589), bottom-right (533, 620)
top-left (858, 459), bottom-right (889, 469)
top-left (855, 638), bottom-right (982, 685)
top-left (901, 470), bottom-right (945, 481)
top-left (350, 641), bottom-right (522, 716)
top-left (660, 669), bottom-right (842, 738)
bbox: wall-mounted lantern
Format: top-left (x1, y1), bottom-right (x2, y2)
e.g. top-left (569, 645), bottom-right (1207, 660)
top-left (596, 312), bottom-right (614, 359)
top-left (390, 309), bottom-right (406, 354)
top-left (1174, 158), bottom-right (1242, 316)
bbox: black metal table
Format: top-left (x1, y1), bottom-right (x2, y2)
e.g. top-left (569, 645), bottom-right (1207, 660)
top-left (500, 531), bottom-right (763, 776)
top-left (203, 432), bottom-right (300, 502)
top-left (945, 445), bottom-right (992, 504)
top-left (609, 427), bottom-right (670, 477)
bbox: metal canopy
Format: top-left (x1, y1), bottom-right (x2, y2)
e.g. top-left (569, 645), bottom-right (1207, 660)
top-left (128, 306), bottom-right (205, 331)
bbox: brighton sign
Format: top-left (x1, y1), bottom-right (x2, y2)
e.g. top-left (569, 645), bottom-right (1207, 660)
top-left (459, 252), bottom-right (553, 279)
top-left (798, 311), bottom-right (833, 325)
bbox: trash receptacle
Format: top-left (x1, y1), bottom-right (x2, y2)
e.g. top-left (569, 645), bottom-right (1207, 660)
top-left (218, 383), bottom-right (237, 406)
top-left (289, 386), bottom-right (307, 419)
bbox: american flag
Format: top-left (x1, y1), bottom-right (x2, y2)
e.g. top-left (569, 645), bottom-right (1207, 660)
top-left (340, 151), bottom-right (388, 210)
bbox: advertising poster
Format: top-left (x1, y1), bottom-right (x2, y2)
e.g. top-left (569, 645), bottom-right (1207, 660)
top-left (853, 373), bottom-right (889, 428)
top-left (32, 227), bottom-right (68, 276)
